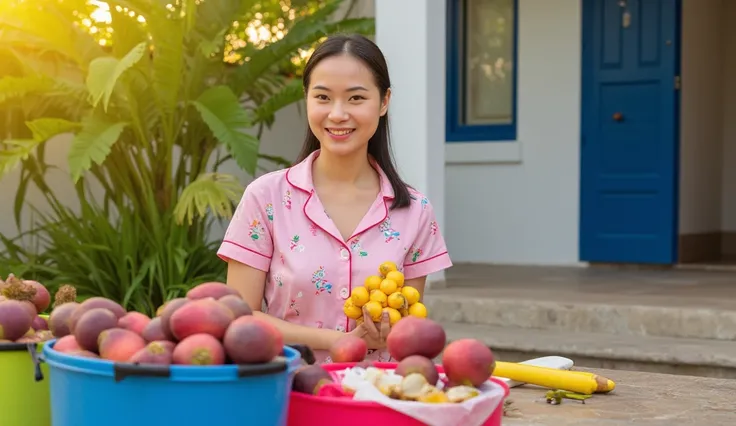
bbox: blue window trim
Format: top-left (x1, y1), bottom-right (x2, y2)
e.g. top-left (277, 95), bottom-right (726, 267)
top-left (445, 0), bottom-right (519, 143)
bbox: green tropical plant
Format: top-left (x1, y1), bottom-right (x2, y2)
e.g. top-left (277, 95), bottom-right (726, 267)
top-left (0, 0), bottom-right (374, 314)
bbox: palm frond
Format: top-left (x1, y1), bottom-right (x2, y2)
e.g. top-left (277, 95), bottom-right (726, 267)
top-left (25, 118), bottom-right (82, 142)
top-left (109, 6), bottom-right (149, 58)
top-left (174, 172), bottom-right (244, 225)
top-left (86, 42), bottom-right (148, 110)
top-left (0, 139), bottom-right (42, 178)
top-left (254, 78), bottom-right (305, 126)
top-left (190, 85), bottom-right (259, 175)
top-left (67, 115), bottom-right (129, 182)
top-left (0, 76), bottom-right (55, 104)
top-left (148, 6), bottom-right (186, 127)
top-left (233, 0), bottom-right (343, 92)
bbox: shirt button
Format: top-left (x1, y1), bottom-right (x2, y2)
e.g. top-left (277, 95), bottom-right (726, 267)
top-left (340, 248), bottom-right (350, 260)
top-left (339, 288), bottom-right (349, 299)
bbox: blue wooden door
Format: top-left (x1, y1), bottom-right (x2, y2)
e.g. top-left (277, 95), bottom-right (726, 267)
top-left (580, 0), bottom-right (680, 264)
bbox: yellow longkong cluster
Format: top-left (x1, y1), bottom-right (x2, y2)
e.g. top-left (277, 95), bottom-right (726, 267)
top-left (343, 261), bottom-right (428, 325)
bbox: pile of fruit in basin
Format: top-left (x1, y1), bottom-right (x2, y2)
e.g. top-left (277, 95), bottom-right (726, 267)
top-left (344, 261), bottom-right (428, 325)
top-left (0, 274), bottom-right (64, 343)
top-left (46, 282), bottom-right (282, 365)
top-left (293, 315), bottom-right (497, 404)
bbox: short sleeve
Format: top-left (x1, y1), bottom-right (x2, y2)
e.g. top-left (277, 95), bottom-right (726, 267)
top-left (402, 198), bottom-right (453, 280)
top-left (217, 182), bottom-right (273, 272)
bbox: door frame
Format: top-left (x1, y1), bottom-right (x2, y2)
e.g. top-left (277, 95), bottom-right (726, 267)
top-left (578, 0), bottom-right (683, 264)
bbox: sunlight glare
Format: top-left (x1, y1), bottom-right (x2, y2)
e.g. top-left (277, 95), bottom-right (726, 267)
top-left (89, 1), bottom-right (111, 24)
top-left (71, 0), bottom-right (316, 66)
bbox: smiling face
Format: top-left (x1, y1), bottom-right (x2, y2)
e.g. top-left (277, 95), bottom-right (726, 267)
top-left (305, 54), bottom-right (390, 159)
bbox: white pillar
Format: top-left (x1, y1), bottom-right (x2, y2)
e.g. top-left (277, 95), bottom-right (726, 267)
top-left (375, 0), bottom-right (447, 288)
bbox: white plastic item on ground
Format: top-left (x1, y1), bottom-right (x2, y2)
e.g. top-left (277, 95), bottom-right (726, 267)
top-left (494, 356), bottom-right (574, 388)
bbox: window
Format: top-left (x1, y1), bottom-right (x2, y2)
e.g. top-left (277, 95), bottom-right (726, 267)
top-left (446, 0), bottom-right (518, 142)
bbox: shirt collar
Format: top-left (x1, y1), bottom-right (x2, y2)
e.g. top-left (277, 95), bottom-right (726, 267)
top-left (285, 149), bottom-right (395, 200)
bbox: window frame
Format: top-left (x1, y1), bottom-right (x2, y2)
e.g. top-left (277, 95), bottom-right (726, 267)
top-left (445, 0), bottom-right (519, 143)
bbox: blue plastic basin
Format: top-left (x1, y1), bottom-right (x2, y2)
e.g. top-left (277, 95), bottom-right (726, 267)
top-left (43, 340), bottom-right (302, 426)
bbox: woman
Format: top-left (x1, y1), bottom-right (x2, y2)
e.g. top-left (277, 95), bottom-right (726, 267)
top-left (218, 34), bottom-right (452, 363)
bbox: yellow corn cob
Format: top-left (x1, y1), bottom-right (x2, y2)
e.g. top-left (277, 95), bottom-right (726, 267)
top-left (563, 370), bottom-right (616, 392)
top-left (493, 361), bottom-right (615, 395)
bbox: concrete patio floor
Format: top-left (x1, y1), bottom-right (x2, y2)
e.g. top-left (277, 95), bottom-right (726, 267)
top-left (504, 366), bottom-right (736, 425)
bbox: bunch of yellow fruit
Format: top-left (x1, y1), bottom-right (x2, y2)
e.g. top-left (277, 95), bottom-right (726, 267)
top-left (343, 261), bottom-right (428, 326)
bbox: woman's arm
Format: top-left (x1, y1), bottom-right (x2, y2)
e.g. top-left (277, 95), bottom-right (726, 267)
top-left (226, 259), bottom-right (344, 350)
top-left (404, 276), bottom-right (427, 301)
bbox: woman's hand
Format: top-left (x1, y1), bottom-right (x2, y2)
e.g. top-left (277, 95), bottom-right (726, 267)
top-left (348, 306), bottom-right (391, 349)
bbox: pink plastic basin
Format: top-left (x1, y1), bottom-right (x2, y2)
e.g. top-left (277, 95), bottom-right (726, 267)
top-left (287, 362), bottom-right (509, 426)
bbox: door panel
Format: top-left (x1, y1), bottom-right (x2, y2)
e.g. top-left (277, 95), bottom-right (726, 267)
top-left (580, 0), bottom-right (679, 264)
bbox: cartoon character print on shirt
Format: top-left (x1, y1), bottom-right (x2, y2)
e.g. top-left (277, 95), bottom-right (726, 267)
top-left (273, 272), bottom-right (284, 287)
top-left (409, 245), bottom-right (423, 263)
top-left (287, 291), bottom-right (303, 316)
top-left (408, 193), bottom-right (428, 208)
top-left (248, 220), bottom-right (265, 241)
top-left (379, 216), bottom-right (400, 242)
top-left (289, 235), bottom-right (305, 252)
top-left (265, 203), bottom-right (274, 221)
top-left (312, 266), bottom-right (333, 295)
top-left (282, 190), bottom-right (292, 210)
top-left (407, 219), bottom-right (436, 261)
top-left (350, 237), bottom-right (368, 257)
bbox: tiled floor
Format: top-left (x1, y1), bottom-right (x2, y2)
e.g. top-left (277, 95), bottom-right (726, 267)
top-left (437, 263), bottom-right (736, 310)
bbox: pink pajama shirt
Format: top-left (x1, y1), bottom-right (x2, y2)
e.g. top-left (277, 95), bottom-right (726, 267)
top-left (217, 150), bottom-right (453, 363)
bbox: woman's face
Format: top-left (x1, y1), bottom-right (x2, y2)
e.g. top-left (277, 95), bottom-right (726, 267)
top-left (306, 54), bottom-right (390, 159)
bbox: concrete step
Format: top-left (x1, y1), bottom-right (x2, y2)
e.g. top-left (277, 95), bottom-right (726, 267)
top-left (424, 294), bottom-right (736, 341)
top-left (439, 321), bottom-right (736, 379)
